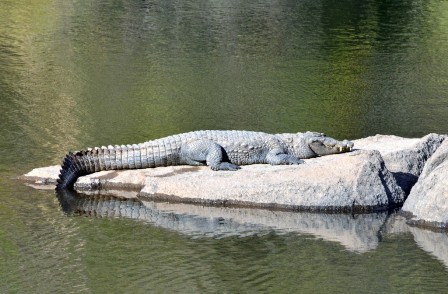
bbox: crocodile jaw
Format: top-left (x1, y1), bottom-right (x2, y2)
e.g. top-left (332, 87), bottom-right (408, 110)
top-left (308, 139), bottom-right (354, 156)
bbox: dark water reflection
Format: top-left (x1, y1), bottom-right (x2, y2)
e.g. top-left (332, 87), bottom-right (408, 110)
top-left (57, 191), bottom-right (388, 252)
top-left (1, 0), bottom-right (448, 292)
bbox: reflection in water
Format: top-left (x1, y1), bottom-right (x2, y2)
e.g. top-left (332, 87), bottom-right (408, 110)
top-left (57, 191), bottom-right (448, 272)
top-left (410, 226), bottom-right (448, 270)
top-left (56, 191), bottom-right (448, 276)
top-left (57, 191), bottom-right (387, 252)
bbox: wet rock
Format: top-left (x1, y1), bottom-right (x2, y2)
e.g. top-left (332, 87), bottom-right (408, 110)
top-left (355, 134), bottom-right (446, 194)
top-left (402, 139), bottom-right (448, 228)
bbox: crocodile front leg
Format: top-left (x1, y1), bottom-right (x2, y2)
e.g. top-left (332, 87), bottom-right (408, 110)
top-left (265, 149), bottom-right (305, 165)
top-left (181, 140), bottom-right (241, 171)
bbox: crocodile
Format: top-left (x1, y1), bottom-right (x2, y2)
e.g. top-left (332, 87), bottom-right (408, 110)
top-left (56, 130), bottom-right (354, 190)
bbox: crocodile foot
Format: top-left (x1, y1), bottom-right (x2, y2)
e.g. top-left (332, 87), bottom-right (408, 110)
top-left (211, 162), bottom-right (241, 171)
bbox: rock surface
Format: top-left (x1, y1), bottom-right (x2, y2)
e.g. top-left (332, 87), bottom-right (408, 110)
top-left (402, 139), bottom-right (448, 228)
top-left (140, 150), bottom-right (404, 211)
top-left (19, 165), bottom-right (60, 187)
top-left (20, 134), bottom-right (446, 213)
top-left (355, 133), bottom-right (446, 194)
top-left (353, 134), bottom-right (421, 154)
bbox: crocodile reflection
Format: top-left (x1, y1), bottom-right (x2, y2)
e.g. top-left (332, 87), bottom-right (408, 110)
top-left (57, 191), bottom-right (448, 264)
top-left (56, 190), bottom-right (391, 252)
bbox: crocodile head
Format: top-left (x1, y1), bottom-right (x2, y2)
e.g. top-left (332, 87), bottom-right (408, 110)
top-left (306, 132), bottom-right (354, 156)
top-left (277, 131), bottom-right (354, 159)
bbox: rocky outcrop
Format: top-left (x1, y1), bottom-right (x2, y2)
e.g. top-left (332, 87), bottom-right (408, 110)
top-left (354, 133), bottom-right (446, 194)
top-left (26, 149), bottom-right (405, 211)
top-left (139, 150), bottom-right (404, 212)
top-left (402, 139), bottom-right (448, 229)
top-left (20, 133), bottom-right (447, 214)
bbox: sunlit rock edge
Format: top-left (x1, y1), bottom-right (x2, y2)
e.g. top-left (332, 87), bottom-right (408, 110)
top-left (402, 139), bottom-right (448, 229)
top-left (19, 133), bottom-right (447, 228)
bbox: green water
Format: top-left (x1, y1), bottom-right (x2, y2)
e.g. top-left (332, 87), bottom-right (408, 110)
top-left (1, 0), bottom-right (448, 292)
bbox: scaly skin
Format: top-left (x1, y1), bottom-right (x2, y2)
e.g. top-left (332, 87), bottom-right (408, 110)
top-left (56, 130), bottom-right (354, 190)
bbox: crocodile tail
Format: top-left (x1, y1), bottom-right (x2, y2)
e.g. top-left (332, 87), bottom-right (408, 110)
top-left (54, 141), bottom-right (176, 190)
top-left (56, 151), bottom-right (90, 190)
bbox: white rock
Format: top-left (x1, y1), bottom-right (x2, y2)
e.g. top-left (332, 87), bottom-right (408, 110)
top-left (21, 165), bottom-right (60, 182)
top-left (355, 134), bottom-right (446, 194)
top-left (353, 134), bottom-right (421, 155)
top-left (140, 150), bottom-right (405, 211)
top-left (19, 165), bottom-right (60, 189)
top-left (402, 139), bottom-right (448, 227)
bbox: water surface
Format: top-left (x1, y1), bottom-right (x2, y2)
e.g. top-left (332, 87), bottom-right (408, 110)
top-left (1, 0), bottom-right (448, 292)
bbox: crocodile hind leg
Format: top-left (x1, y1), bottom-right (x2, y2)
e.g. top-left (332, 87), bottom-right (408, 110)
top-left (181, 140), bottom-right (241, 171)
